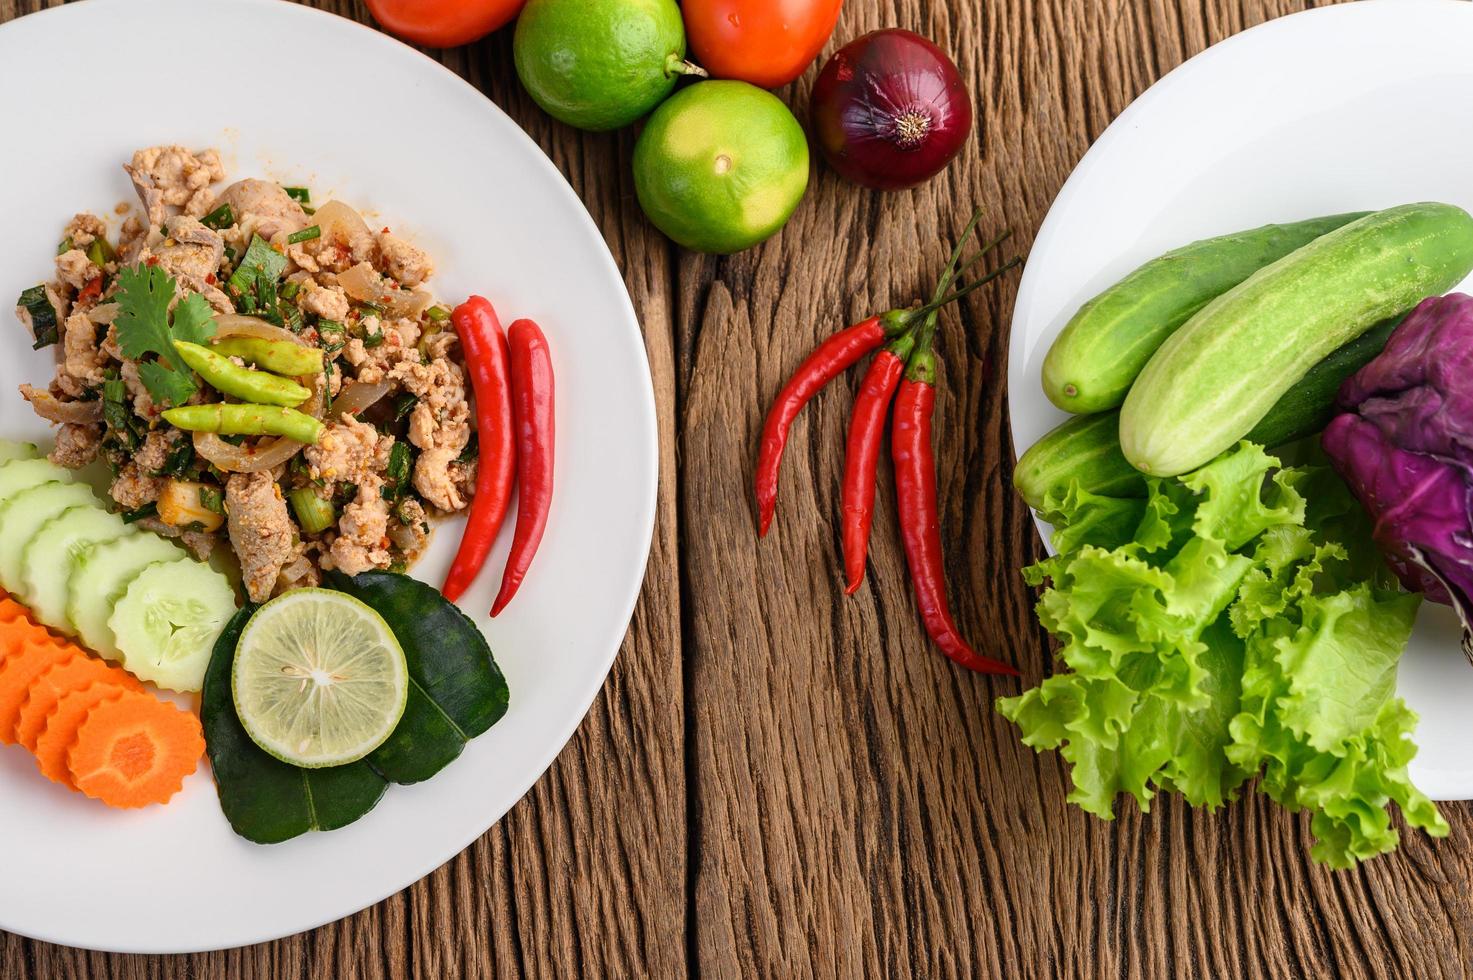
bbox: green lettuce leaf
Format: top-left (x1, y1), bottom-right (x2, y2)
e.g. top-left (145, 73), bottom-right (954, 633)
top-left (1002, 441), bottom-right (1446, 868)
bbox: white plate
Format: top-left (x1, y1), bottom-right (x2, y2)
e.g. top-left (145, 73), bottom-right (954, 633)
top-left (0, 0), bottom-right (656, 954)
top-left (1008, 0), bottom-right (1473, 801)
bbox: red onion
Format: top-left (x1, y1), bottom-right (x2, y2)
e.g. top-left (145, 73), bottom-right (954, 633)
top-left (811, 29), bottom-right (973, 191)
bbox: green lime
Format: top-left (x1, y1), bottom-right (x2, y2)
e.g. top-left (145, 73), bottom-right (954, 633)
top-left (633, 80), bottom-right (810, 254)
top-left (232, 589), bottom-right (409, 769)
top-left (513, 0), bottom-right (695, 132)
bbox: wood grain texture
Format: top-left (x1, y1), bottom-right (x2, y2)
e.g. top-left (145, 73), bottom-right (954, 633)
top-left (4, 0), bottom-right (1471, 977)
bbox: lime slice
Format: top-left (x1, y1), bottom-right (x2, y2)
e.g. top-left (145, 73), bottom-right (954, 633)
top-left (232, 589), bottom-right (408, 768)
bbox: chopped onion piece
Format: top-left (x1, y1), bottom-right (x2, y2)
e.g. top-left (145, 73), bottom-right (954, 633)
top-left (18, 384), bottom-right (102, 424)
top-left (313, 200), bottom-right (371, 247)
top-left (332, 380), bottom-right (390, 419)
top-left (213, 314), bottom-right (307, 347)
top-left (193, 431), bottom-right (305, 473)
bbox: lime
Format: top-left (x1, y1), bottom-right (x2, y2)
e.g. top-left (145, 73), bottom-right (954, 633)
top-left (633, 80), bottom-right (810, 254)
top-left (513, 0), bottom-right (695, 132)
top-left (232, 589), bottom-right (409, 768)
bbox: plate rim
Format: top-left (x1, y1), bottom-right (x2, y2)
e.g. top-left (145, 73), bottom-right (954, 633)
top-left (0, 0), bottom-right (659, 953)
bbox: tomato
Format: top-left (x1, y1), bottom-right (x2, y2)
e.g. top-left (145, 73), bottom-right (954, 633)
top-left (365, 0), bottom-right (528, 49)
top-left (682, 0), bottom-right (844, 89)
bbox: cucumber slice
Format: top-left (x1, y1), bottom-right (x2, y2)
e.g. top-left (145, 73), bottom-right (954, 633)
top-left (67, 533), bottom-right (184, 660)
top-left (0, 441), bottom-right (40, 466)
top-left (0, 482), bottom-right (98, 594)
top-left (20, 506), bottom-right (132, 629)
top-left (0, 457), bottom-right (71, 507)
top-left (109, 558), bottom-right (238, 692)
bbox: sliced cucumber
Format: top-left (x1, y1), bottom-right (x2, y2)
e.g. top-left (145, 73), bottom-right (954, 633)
top-left (109, 558), bottom-right (238, 692)
top-left (20, 506), bottom-right (132, 629)
top-left (67, 533), bottom-right (183, 660)
top-left (0, 441), bottom-right (40, 466)
top-left (0, 481), bottom-right (98, 594)
top-left (0, 457), bottom-right (71, 508)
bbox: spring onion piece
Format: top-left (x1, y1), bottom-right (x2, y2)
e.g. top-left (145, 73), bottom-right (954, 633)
top-left (425, 305), bottom-right (450, 322)
top-left (86, 237), bottom-right (113, 268)
top-left (228, 234), bottom-right (288, 296)
top-left (280, 280), bottom-right (302, 302)
top-left (199, 485), bottom-right (225, 515)
top-left (286, 225), bottom-right (321, 245)
top-left (201, 202), bottom-right (235, 230)
top-left (56, 236), bottom-right (73, 256)
top-left (289, 488), bottom-right (337, 534)
top-left (362, 328), bottom-right (386, 349)
top-left (283, 186), bottom-right (311, 204)
top-left (121, 503), bottom-right (158, 524)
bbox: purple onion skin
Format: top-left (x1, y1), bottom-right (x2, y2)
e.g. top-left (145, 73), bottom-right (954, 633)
top-left (811, 29), bottom-right (973, 192)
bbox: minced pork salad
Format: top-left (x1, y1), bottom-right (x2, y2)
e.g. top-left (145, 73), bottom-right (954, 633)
top-left (14, 145), bottom-right (477, 602)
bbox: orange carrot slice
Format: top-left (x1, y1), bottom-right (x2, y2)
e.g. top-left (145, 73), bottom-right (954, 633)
top-left (0, 596), bottom-right (29, 626)
top-left (15, 654), bottom-right (143, 751)
top-left (0, 631), bottom-right (72, 744)
top-left (34, 683), bottom-right (131, 788)
top-left (67, 691), bottom-right (205, 808)
top-left (0, 608), bottom-right (55, 669)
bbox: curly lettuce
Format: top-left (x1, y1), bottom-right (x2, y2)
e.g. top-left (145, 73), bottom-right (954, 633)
top-left (1001, 442), bottom-right (1447, 868)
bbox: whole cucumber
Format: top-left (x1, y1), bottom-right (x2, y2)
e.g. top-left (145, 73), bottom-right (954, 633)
top-left (1014, 316), bottom-right (1403, 511)
top-left (1120, 203), bottom-right (1473, 477)
top-left (1041, 212), bottom-right (1368, 413)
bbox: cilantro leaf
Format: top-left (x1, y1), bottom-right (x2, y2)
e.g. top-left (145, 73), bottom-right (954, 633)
top-left (138, 359), bottom-right (197, 407)
top-left (114, 264), bottom-right (217, 406)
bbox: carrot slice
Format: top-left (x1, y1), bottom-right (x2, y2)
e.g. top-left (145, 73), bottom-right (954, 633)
top-left (33, 683), bottom-right (131, 788)
top-left (0, 631), bottom-right (72, 744)
top-left (67, 691), bottom-right (205, 808)
top-left (0, 596), bottom-right (29, 626)
top-left (15, 654), bottom-right (142, 751)
top-left (0, 608), bottom-right (55, 668)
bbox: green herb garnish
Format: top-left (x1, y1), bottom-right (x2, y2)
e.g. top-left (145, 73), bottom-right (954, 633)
top-left (156, 440), bottom-right (195, 478)
top-left (113, 265), bottom-right (215, 406)
top-left (283, 186), bottom-right (311, 204)
top-left (424, 305), bottom-right (450, 322)
top-left (56, 236), bottom-right (73, 256)
top-left (199, 485), bottom-right (225, 515)
top-left (86, 236), bottom-right (115, 269)
top-left (201, 202), bottom-right (235, 230)
top-left (120, 502), bottom-right (158, 524)
top-left (227, 234), bottom-right (288, 297)
top-left (286, 225), bottom-right (320, 245)
top-left (15, 284), bottom-right (59, 349)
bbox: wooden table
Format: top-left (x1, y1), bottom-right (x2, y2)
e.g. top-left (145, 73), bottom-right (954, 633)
top-left (6, 0), bottom-right (1467, 976)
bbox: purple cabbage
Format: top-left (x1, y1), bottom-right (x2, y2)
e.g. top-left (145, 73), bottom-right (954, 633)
top-left (1323, 293), bottom-right (1473, 637)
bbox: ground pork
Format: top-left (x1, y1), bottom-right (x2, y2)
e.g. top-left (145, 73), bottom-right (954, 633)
top-left (390, 497), bottom-right (432, 565)
top-left (146, 215), bottom-right (224, 284)
top-left (49, 423), bottom-right (101, 469)
top-left (119, 359), bottom-right (158, 418)
top-left (374, 231), bottom-right (434, 287)
top-left (392, 356), bottom-right (471, 511)
top-left (303, 416), bottom-right (392, 487)
top-left (55, 249), bottom-right (100, 291)
top-left (135, 429), bottom-right (179, 473)
top-left (342, 319), bottom-right (421, 385)
top-left (297, 279), bottom-right (350, 321)
top-left (62, 311), bottom-right (107, 391)
top-left (327, 476), bottom-right (391, 575)
top-left (110, 464), bottom-right (161, 510)
top-left (63, 213), bottom-right (107, 247)
top-left (226, 472), bottom-right (294, 602)
top-left (213, 179), bottom-right (308, 243)
top-left (125, 145), bottom-right (225, 226)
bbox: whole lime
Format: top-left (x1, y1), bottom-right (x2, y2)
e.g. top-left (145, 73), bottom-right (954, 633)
top-left (633, 80), bottom-right (810, 254)
top-left (513, 0), bottom-right (693, 132)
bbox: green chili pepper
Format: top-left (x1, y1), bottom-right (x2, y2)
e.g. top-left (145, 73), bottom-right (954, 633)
top-left (209, 336), bottom-right (323, 377)
top-left (173, 340), bottom-right (312, 407)
top-left (162, 403), bottom-right (324, 444)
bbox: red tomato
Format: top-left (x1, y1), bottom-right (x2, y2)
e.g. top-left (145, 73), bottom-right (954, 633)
top-left (365, 0), bottom-right (528, 49)
top-left (683, 0), bottom-right (844, 89)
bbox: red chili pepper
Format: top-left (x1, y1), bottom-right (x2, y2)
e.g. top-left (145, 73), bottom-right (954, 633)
top-left (755, 308), bottom-right (941, 537)
top-left (891, 338), bottom-right (1018, 677)
top-left (839, 333), bottom-right (913, 594)
top-left (442, 296), bottom-right (516, 604)
top-left (77, 277), bottom-right (104, 304)
top-left (491, 318), bottom-right (555, 617)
